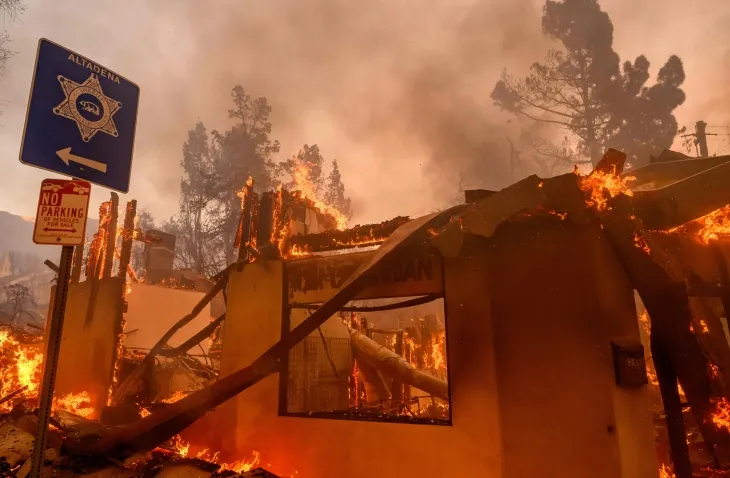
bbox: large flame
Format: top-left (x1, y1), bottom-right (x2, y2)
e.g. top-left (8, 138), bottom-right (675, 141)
top-left (290, 154), bottom-right (348, 230)
top-left (576, 166), bottom-right (634, 212)
top-left (667, 204), bottom-right (730, 244)
top-left (0, 329), bottom-right (94, 417)
top-left (170, 436), bottom-right (262, 474)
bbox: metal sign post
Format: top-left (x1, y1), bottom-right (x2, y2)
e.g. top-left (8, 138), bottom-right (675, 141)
top-left (28, 245), bottom-right (73, 477)
top-left (28, 178), bottom-right (91, 477)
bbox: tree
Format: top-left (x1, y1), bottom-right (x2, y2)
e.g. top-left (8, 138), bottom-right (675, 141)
top-left (323, 159), bottom-right (352, 220)
top-left (491, 0), bottom-right (685, 167)
top-left (604, 55), bottom-right (686, 164)
top-left (170, 121), bottom-right (228, 276)
top-left (210, 86), bottom-right (280, 264)
top-left (130, 210), bottom-right (155, 277)
top-left (0, 1), bottom-right (24, 89)
top-left (1, 284), bottom-right (36, 326)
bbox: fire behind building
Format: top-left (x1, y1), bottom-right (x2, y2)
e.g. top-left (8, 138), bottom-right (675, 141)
top-left (3, 148), bottom-right (730, 477)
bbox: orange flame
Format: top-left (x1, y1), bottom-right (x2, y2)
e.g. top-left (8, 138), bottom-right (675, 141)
top-left (1, 330), bottom-right (95, 417)
top-left (290, 154), bottom-right (347, 230)
top-left (53, 391), bottom-right (94, 418)
top-left (659, 464), bottom-right (675, 478)
top-left (219, 450), bottom-right (262, 474)
top-left (712, 397), bottom-right (730, 431)
top-left (633, 232), bottom-right (651, 254)
top-left (576, 166), bottom-right (634, 212)
top-left (162, 390), bottom-right (186, 403)
top-left (0, 330), bottom-right (43, 411)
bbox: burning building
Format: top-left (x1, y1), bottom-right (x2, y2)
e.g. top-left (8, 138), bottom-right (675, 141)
top-left (5, 149), bottom-right (730, 477)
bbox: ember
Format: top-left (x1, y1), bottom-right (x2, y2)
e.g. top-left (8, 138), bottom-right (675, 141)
top-left (633, 232), bottom-right (651, 254)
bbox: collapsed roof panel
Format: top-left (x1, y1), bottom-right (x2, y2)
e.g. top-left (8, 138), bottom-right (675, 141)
top-left (627, 155), bottom-right (730, 230)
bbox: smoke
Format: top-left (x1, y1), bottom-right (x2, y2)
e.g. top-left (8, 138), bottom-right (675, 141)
top-left (0, 0), bottom-right (551, 224)
top-left (148, 0), bottom-right (550, 221)
top-left (3, 0), bottom-right (729, 224)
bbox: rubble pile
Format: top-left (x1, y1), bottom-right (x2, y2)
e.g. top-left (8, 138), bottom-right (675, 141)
top-left (0, 322), bottom-right (279, 477)
top-left (0, 403), bottom-right (280, 477)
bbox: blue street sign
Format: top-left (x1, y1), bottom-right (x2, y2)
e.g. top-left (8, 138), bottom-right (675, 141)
top-left (19, 38), bottom-right (140, 193)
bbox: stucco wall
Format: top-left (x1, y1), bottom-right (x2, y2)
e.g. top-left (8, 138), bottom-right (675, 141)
top-left (47, 278), bottom-right (123, 415)
top-left (123, 283), bottom-right (213, 354)
top-left (213, 220), bottom-right (658, 478)
top-left (487, 220), bottom-right (657, 478)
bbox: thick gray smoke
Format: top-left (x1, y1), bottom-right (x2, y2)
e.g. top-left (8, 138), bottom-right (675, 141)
top-left (1, 0), bottom-right (729, 223)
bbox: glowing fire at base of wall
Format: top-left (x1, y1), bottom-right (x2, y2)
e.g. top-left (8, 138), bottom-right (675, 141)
top-left (0, 329), bottom-right (94, 417)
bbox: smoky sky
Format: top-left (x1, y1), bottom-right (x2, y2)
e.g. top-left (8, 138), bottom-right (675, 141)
top-left (0, 0), bottom-right (728, 225)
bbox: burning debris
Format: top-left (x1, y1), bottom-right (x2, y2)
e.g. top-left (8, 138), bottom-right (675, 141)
top-left (285, 216), bottom-right (411, 257)
top-left (665, 205), bottom-right (730, 244)
top-left (0, 325), bottom-right (281, 476)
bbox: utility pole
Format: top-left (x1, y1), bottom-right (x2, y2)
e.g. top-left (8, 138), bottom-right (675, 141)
top-left (696, 121), bottom-right (709, 158)
top-left (682, 121), bottom-right (717, 158)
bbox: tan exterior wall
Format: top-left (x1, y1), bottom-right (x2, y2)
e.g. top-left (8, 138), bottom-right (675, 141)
top-left (123, 283), bottom-right (212, 353)
top-left (486, 220), bottom-right (657, 478)
top-left (46, 278), bottom-right (123, 416)
top-left (214, 220), bottom-right (658, 478)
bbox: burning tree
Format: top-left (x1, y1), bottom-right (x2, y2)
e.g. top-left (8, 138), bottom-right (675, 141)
top-left (491, 0), bottom-right (686, 168)
top-left (167, 85), bottom-right (355, 276)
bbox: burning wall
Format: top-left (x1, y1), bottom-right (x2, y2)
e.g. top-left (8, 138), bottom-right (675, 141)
top-left (212, 217), bottom-right (656, 478)
top-left (45, 278), bottom-right (124, 416)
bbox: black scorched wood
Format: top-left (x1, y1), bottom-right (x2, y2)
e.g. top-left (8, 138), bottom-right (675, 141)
top-left (73, 207), bottom-right (462, 459)
top-left (284, 216), bottom-right (410, 254)
top-left (110, 271), bottom-right (231, 405)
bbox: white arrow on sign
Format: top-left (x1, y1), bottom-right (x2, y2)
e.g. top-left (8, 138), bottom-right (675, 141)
top-left (56, 147), bottom-right (107, 173)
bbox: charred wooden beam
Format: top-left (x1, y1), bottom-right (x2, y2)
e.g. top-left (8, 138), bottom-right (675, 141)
top-left (236, 179), bottom-right (255, 262)
top-left (117, 200), bottom-right (137, 281)
top-left (284, 216), bottom-right (410, 255)
top-left (255, 191), bottom-right (277, 258)
top-left (71, 242), bottom-right (84, 282)
top-left (602, 195), bottom-right (730, 468)
top-left (289, 294), bottom-right (440, 312)
top-left (44, 260), bottom-right (60, 274)
top-left (158, 313), bottom-right (226, 358)
top-left (392, 330), bottom-right (405, 402)
top-left (349, 328), bottom-right (448, 401)
top-left (0, 386), bottom-right (28, 406)
top-left (103, 193), bottom-right (119, 279)
top-left (110, 266), bottom-right (232, 405)
top-left (86, 202), bottom-right (109, 279)
top-left (653, 337), bottom-right (693, 478)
